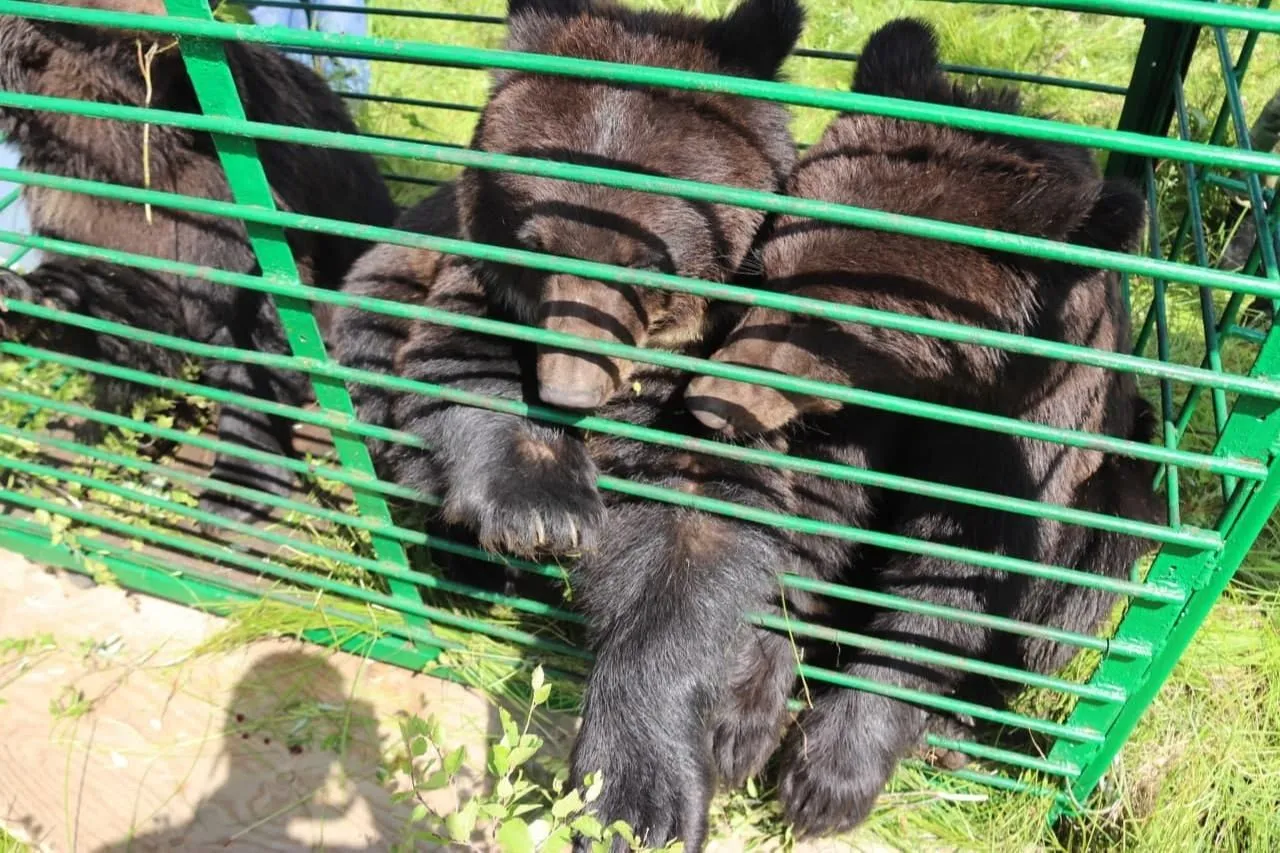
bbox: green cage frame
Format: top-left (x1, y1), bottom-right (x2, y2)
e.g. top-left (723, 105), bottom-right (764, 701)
top-left (0, 0), bottom-right (1277, 821)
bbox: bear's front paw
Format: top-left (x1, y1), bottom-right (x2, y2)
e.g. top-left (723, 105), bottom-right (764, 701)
top-left (712, 700), bottom-right (788, 788)
top-left (445, 429), bottom-right (604, 558)
top-left (571, 743), bottom-right (711, 853)
top-left (778, 710), bottom-right (897, 838)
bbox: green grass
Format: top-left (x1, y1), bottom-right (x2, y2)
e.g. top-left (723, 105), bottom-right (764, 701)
top-left (0, 828), bottom-right (28, 853)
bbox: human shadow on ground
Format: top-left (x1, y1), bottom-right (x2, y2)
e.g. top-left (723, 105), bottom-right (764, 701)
top-left (92, 650), bottom-right (412, 853)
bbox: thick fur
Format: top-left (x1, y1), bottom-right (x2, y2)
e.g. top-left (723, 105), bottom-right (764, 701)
top-left (684, 19), bottom-right (1165, 837)
top-left (0, 2), bottom-right (397, 523)
top-left (333, 1), bottom-right (803, 848)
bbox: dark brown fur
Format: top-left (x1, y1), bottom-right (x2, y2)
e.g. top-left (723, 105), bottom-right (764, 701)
top-left (0, 1), bottom-right (397, 523)
top-left (333, 1), bottom-right (805, 848)
top-left (685, 19), bottom-right (1165, 836)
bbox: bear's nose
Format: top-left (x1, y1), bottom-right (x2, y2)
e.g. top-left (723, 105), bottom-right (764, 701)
top-left (536, 347), bottom-right (619, 411)
top-left (684, 392), bottom-right (742, 437)
top-left (539, 383), bottom-right (611, 411)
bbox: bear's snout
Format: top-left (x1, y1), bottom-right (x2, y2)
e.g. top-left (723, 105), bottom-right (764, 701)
top-left (685, 375), bottom-right (796, 437)
top-left (537, 348), bottom-right (620, 411)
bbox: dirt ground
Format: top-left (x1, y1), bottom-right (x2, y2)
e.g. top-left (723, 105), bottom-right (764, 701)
top-left (0, 550), bottom-right (501, 852)
top-left (0, 552), bottom-right (882, 852)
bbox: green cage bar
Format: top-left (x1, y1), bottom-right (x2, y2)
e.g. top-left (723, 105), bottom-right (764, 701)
top-left (0, 0), bottom-right (1276, 834)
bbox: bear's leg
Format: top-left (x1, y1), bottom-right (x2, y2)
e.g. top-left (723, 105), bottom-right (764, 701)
top-left (776, 583), bottom-right (991, 837)
top-left (711, 614), bottom-right (798, 787)
top-left (775, 494), bottom-right (1009, 838)
top-left (1, 259), bottom-right (186, 404)
top-left (392, 273), bottom-right (604, 558)
top-left (569, 502), bottom-right (784, 853)
top-left (197, 289), bottom-right (310, 525)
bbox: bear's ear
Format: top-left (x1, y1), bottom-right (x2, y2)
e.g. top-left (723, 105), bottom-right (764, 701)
top-left (1070, 178), bottom-right (1147, 254)
top-left (507, 0), bottom-right (590, 20)
top-left (704, 0), bottom-right (804, 80)
top-left (852, 18), bottom-right (943, 97)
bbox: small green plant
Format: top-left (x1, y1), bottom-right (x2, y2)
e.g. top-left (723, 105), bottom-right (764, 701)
top-left (388, 666), bottom-right (679, 852)
top-left (0, 827), bottom-right (29, 853)
top-left (48, 685), bottom-right (93, 721)
top-left (0, 633), bottom-right (56, 659)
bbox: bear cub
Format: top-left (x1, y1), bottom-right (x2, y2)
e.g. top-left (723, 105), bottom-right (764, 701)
top-left (0, 0), bottom-right (397, 524)
top-left (686, 17), bottom-right (1165, 837)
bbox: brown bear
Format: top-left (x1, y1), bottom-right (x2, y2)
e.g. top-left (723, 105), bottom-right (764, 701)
top-left (0, 0), bottom-right (398, 523)
top-left (334, 0), bottom-right (806, 848)
top-left (684, 18), bottom-right (1164, 837)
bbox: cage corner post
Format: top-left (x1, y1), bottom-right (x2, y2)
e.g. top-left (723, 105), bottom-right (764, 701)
top-left (1045, 7), bottom-right (1280, 813)
top-left (161, 0), bottom-right (443, 667)
top-left (1103, 16), bottom-right (1202, 183)
top-left (1047, 330), bottom-right (1280, 815)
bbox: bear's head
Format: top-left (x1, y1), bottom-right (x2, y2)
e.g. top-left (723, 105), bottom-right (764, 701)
top-left (684, 18), bottom-right (1146, 437)
top-left (457, 0), bottom-right (803, 411)
top-left (0, 1), bottom-right (203, 102)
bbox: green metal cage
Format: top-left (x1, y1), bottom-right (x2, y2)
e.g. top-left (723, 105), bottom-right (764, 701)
top-left (0, 0), bottom-right (1277, 825)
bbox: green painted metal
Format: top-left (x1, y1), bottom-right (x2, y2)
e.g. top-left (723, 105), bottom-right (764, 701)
top-left (0, 0), bottom-right (1277, 822)
top-left (3, 93), bottom-right (1278, 302)
top-left (4, 220), bottom-right (1263, 484)
top-left (1102, 13), bottom-right (1199, 182)
top-left (1, 2), bottom-right (1278, 172)
top-left (163, 0), bottom-right (438, 653)
top-left (1, 338), bottom-right (1216, 552)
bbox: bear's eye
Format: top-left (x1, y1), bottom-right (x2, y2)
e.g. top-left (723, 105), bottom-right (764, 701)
top-left (514, 225), bottom-right (546, 255)
top-left (807, 318), bottom-right (845, 337)
top-left (627, 248), bottom-right (668, 274)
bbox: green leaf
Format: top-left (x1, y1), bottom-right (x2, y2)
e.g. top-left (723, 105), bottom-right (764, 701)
top-left (544, 825), bottom-right (574, 850)
top-left (507, 738), bottom-right (542, 770)
top-left (496, 776), bottom-right (515, 801)
top-left (745, 775), bottom-right (758, 798)
top-left (409, 735), bottom-right (428, 758)
top-left (491, 743), bottom-right (511, 776)
top-left (498, 707), bottom-right (519, 744)
top-left (212, 1), bottom-right (255, 24)
top-left (443, 745), bottom-right (467, 777)
top-left (480, 802), bottom-right (509, 820)
top-left (530, 664), bottom-right (545, 694)
top-left (571, 814), bottom-right (604, 841)
top-left (551, 789), bottom-right (583, 820)
top-left (422, 770), bottom-right (451, 791)
top-left (445, 800), bottom-right (478, 843)
top-left (410, 803), bottom-right (429, 824)
top-left (532, 683), bottom-right (553, 707)
top-left (496, 817), bottom-right (534, 853)
top-left (584, 772), bottom-right (604, 804)
top-left (608, 820), bottom-right (638, 847)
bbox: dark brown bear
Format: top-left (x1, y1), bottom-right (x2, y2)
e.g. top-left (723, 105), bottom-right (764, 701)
top-left (334, 0), bottom-right (805, 848)
top-left (684, 18), bottom-right (1164, 837)
top-left (0, 0), bottom-right (398, 522)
